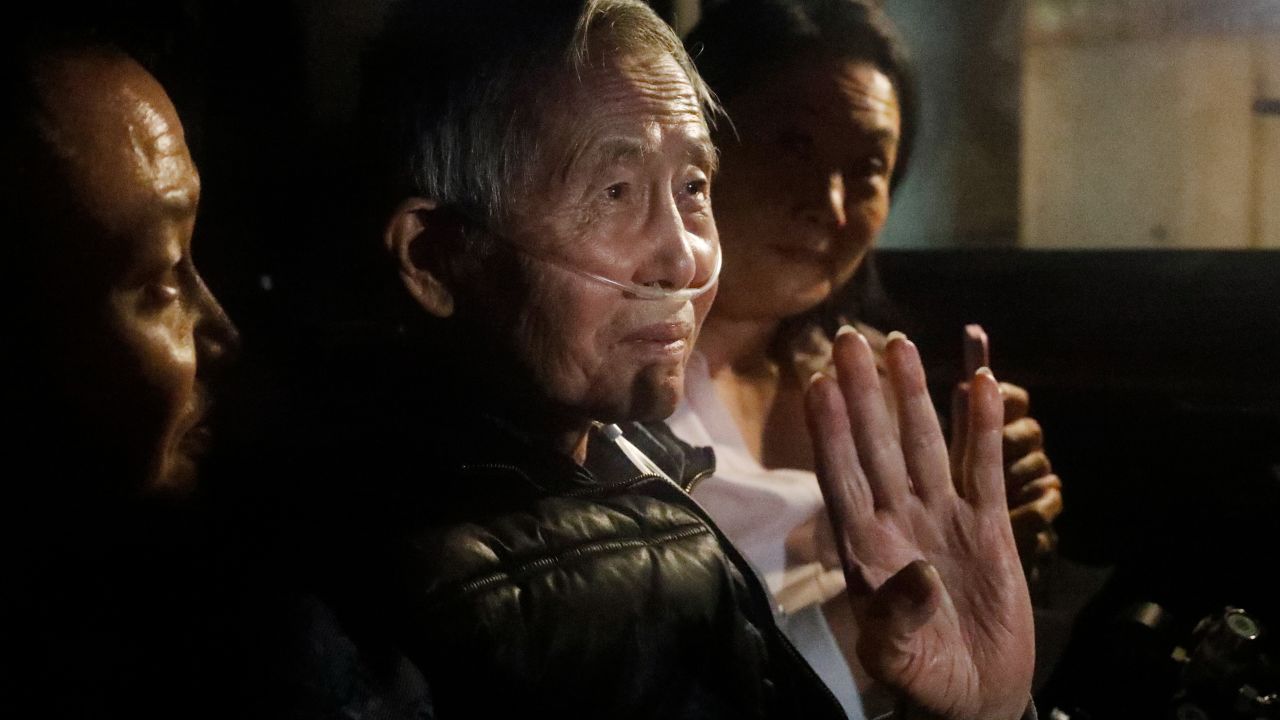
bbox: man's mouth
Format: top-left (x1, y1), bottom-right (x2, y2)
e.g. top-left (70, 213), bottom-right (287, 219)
top-left (179, 424), bottom-right (214, 457)
top-left (624, 321), bottom-right (694, 357)
top-left (176, 387), bottom-right (213, 457)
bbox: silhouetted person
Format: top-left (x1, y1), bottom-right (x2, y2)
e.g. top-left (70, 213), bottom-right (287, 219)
top-left (1, 34), bottom-right (238, 717)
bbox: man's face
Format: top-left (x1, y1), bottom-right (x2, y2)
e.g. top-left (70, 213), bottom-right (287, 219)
top-left (460, 51), bottom-right (718, 423)
top-left (31, 52), bottom-right (236, 497)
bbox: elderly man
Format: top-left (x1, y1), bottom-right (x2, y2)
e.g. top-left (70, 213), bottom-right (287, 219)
top-left (1, 30), bottom-right (239, 717)
top-left (319, 1), bottom-right (1035, 717)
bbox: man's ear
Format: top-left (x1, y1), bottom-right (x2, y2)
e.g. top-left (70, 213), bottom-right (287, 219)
top-left (384, 197), bottom-right (464, 318)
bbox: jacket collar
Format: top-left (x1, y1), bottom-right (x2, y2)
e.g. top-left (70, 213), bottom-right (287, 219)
top-left (436, 412), bottom-right (715, 497)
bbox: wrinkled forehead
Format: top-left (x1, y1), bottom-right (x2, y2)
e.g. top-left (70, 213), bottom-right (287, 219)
top-left (543, 50), bottom-right (714, 180)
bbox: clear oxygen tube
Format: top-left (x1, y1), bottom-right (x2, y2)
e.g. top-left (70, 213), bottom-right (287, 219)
top-left (594, 422), bottom-right (677, 483)
top-left (500, 236), bottom-right (721, 302)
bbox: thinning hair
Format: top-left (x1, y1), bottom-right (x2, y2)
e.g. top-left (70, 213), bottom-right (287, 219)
top-left (686, 0), bottom-right (917, 192)
top-left (360, 0), bottom-right (720, 236)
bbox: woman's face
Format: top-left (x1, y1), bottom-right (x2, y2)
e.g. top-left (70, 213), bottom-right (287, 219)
top-left (710, 56), bottom-right (900, 322)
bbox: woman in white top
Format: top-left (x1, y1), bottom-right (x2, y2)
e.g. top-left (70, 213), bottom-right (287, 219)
top-left (670, 2), bottom-right (1064, 716)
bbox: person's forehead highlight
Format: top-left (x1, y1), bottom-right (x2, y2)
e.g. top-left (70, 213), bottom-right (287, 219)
top-left (554, 52), bottom-right (714, 182)
top-left (122, 84), bottom-right (200, 214)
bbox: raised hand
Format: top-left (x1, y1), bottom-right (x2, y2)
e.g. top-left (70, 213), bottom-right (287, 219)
top-left (804, 327), bottom-right (1034, 720)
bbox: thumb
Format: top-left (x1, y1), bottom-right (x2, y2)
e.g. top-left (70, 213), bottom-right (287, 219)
top-left (857, 559), bottom-right (944, 684)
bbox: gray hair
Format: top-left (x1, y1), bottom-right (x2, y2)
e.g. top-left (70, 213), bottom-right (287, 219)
top-left (361, 0), bottom-right (720, 236)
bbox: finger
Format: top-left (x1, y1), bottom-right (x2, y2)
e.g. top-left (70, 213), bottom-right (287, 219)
top-left (806, 373), bottom-right (876, 519)
top-left (884, 333), bottom-right (953, 503)
top-left (948, 382), bottom-right (969, 480)
top-left (1010, 487), bottom-right (1062, 551)
top-left (956, 324), bottom-right (990, 478)
top-left (962, 384), bottom-right (1030, 465)
top-left (1006, 450), bottom-right (1053, 494)
top-left (805, 372), bottom-right (877, 585)
top-left (856, 559), bottom-right (943, 687)
top-left (963, 366), bottom-right (1006, 508)
top-left (963, 323), bottom-right (989, 376)
top-left (832, 326), bottom-right (913, 509)
top-left (999, 382), bottom-right (1030, 423)
top-left (1012, 477), bottom-right (1064, 523)
top-left (1014, 473), bottom-right (1063, 502)
top-left (1003, 417), bottom-right (1044, 461)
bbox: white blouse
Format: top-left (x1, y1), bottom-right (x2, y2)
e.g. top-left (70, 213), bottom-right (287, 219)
top-left (668, 350), bottom-right (866, 720)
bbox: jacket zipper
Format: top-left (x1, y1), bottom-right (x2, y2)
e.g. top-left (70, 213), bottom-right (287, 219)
top-left (684, 464), bottom-right (716, 494)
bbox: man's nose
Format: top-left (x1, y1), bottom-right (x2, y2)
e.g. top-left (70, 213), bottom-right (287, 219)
top-left (633, 194), bottom-right (701, 292)
top-left (800, 171), bottom-right (848, 231)
top-left (192, 274), bottom-right (240, 369)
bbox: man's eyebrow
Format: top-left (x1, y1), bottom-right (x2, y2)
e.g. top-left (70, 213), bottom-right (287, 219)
top-left (561, 136), bottom-right (649, 182)
top-left (686, 134), bottom-right (718, 173)
top-left (560, 130), bottom-right (718, 181)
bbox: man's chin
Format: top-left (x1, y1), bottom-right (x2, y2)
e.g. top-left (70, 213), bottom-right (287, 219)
top-left (619, 367), bottom-right (684, 423)
top-left (147, 442), bottom-right (204, 500)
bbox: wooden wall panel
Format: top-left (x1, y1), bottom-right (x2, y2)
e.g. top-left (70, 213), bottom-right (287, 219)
top-left (1257, 36), bottom-right (1280, 248)
top-left (1022, 30), bottom-right (1278, 247)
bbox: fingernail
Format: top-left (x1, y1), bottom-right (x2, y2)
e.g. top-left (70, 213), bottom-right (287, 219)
top-left (887, 330), bottom-right (908, 344)
top-left (976, 366), bottom-right (995, 380)
top-left (808, 371), bottom-right (827, 388)
top-left (835, 324), bottom-right (859, 338)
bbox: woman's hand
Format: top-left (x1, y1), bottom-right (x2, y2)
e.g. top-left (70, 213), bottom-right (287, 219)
top-left (949, 325), bottom-right (1063, 561)
top-left (805, 328), bottom-right (1034, 720)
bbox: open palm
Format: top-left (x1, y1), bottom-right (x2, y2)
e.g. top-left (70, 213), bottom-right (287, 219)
top-left (804, 328), bottom-right (1034, 720)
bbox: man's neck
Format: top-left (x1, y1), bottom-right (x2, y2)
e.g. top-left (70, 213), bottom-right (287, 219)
top-left (542, 416), bottom-right (592, 465)
top-left (434, 329), bottom-right (594, 465)
top-left (475, 387), bottom-right (594, 466)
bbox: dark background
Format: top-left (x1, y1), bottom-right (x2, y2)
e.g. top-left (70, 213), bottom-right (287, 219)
top-left (875, 249), bottom-right (1280, 715)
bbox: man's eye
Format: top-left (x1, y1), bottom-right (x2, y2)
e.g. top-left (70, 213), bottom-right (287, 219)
top-left (138, 265), bottom-right (182, 312)
top-left (141, 282), bottom-right (180, 311)
top-left (605, 183), bottom-right (628, 201)
top-left (684, 179), bottom-right (708, 198)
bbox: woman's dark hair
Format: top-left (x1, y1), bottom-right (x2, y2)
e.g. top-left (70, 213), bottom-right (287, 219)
top-left (685, 0), bottom-right (917, 193)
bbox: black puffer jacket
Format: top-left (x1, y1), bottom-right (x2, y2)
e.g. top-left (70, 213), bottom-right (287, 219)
top-left (323, 409), bottom-right (848, 719)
